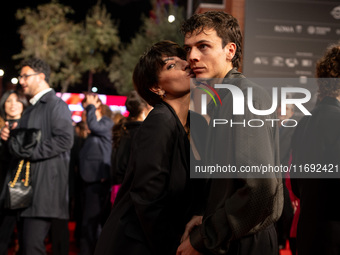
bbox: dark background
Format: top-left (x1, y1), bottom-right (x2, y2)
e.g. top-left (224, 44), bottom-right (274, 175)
top-left (0, 0), bottom-right (153, 94)
top-left (243, 0), bottom-right (340, 79)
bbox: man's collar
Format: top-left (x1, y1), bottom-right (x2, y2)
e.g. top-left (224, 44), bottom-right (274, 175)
top-left (29, 88), bottom-right (53, 105)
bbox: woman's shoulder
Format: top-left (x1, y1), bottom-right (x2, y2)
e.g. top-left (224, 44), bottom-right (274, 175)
top-left (140, 103), bottom-right (178, 133)
top-left (147, 103), bottom-right (176, 121)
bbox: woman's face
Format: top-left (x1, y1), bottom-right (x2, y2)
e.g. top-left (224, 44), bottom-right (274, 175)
top-left (5, 93), bottom-right (24, 119)
top-left (157, 56), bottom-right (194, 99)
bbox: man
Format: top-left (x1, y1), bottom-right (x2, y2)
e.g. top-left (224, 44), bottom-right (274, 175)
top-left (290, 43), bottom-right (340, 255)
top-left (177, 11), bottom-right (283, 255)
top-left (1, 58), bottom-right (74, 255)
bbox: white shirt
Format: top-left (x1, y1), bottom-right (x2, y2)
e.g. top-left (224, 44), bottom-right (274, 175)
top-left (29, 88), bottom-right (53, 105)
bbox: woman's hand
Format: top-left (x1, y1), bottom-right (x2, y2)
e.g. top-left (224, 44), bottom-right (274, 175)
top-left (180, 215), bottom-right (203, 242)
top-left (177, 238), bottom-right (202, 255)
top-left (0, 121), bottom-right (17, 141)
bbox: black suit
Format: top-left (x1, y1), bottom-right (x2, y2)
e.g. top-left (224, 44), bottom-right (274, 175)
top-left (291, 96), bottom-right (340, 255)
top-left (94, 102), bottom-right (198, 255)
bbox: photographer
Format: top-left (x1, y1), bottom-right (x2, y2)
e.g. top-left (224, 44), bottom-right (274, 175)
top-left (78, 93), bottom-right (114, 255)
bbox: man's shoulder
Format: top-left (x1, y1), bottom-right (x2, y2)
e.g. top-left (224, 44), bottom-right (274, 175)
top-left (42, 90), bottom-right (67, 105)
top-left (223, 69), bottom-right (265, 92)
top-left (223, 74), bottom-right (271, 103)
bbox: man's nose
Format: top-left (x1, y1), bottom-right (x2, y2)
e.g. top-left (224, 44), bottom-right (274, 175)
top-left (188, 47), bottom-right (200, 63)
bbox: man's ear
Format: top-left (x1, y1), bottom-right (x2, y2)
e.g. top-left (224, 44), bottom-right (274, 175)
top-left (38, 72), bottom-right (46, 82)
top-left (224, 42), bottom-right (236, 61)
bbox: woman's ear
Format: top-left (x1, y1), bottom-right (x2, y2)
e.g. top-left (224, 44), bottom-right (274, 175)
top-left (150, 86), bottom-right (165, 96)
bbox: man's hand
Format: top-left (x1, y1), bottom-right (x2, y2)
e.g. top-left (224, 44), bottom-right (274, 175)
top-left (181, 215), bottom-right (203, 242)
top-left (176, 238), bottom-right (202, 255)
top-left (0, 121), bottom-right (17, 141)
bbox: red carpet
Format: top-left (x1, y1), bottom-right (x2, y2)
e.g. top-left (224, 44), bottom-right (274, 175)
top-left (8, 221), bottom-right (293, 255)
top-left (8, 221), bottom-right (79, 255)
top-left (280, 240), bottom-right (293, 255)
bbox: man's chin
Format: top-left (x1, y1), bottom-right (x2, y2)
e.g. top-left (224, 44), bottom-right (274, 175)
top-left (22, 88), bottom-right (29, 95)
top-left (194, 73), bottom-right (207, 79)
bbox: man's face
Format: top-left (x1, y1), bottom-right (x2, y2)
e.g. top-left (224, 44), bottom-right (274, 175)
top-left (18, 66), bottom-right (42, 97)
top-left (183, 28), bottom-right (235, 79)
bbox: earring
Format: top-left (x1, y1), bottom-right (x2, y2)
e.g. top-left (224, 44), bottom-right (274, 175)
top-left (159, 90), bottom-right (166, 99)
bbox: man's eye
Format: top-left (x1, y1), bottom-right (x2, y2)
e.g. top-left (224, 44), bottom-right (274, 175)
top-left (184, 47), bottom-right (191, 53)
top-left (198, 44), bottom-right (207, 49)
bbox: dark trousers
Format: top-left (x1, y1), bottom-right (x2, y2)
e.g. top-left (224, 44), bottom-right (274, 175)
top-left (22, 218), bottom-right (51, 255)
top-left (51, 218), bottom-right (69, 255)
top-left (0, 209), bottom-right (17, 255)
top-left (79, 181), bottom-right (110, 255)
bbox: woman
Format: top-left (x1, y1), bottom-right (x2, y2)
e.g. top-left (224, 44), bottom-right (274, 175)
top-left (110, 90), bottom-right (152, 206)
top-left (111, 90), bottom-right (151, 186)
top-left (94, 40), bottom-right (197, 255)
top-left (0, 90), bottom-right (28, 200)
top-left (0, 90), bottom-right (28, 255)
top-left (0, 90), bottom-right (27, 130)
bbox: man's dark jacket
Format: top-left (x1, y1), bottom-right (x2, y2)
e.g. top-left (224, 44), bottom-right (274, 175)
top-left (190, 69), bottom-right (283, 254)
top-left (8, 90), bottom-right (74, 219)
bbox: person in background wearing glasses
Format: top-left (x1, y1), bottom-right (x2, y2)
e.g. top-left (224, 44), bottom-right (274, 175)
top-left (0, 58), bottom-right (74, 255)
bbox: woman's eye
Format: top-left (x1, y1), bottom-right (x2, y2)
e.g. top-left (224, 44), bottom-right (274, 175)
top-left (167, 64), bottom-right (175, 70)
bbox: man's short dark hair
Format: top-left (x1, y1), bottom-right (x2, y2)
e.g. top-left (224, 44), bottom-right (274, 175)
top-left (180, 11), bottom-right (243, 69)
top-left (21, 58), bottom-right (51, 83)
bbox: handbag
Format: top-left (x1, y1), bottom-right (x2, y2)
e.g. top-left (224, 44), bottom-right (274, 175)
top-left (6, 159), bottom-right (33, 210)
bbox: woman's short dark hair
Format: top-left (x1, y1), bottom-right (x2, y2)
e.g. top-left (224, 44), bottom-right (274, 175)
top-left (180, 11), bottom-right (243, 70)
top-left (0, 90), bottom-right (28, 119)
top-left (316, 42), bottom-right (340, 100)
top-left (132, 40), bottom-right (186, 106)
top-left (21, 58), bottom-right (51, 83)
